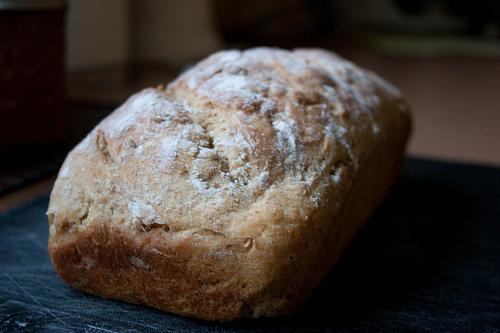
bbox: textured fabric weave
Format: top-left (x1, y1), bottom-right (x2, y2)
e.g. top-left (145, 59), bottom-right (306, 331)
top-left (1, 158), bottom-right (499, 332)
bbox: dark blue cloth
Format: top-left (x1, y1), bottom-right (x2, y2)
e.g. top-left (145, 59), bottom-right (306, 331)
top-left (1, 158), bottom-right (499, 332)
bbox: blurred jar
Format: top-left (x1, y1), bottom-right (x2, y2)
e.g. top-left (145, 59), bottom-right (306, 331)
top-left (0, 0), bottom-right (66, 152)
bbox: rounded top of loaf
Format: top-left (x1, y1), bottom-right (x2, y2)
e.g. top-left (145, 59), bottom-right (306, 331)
top-left (49, 47), bottom-right (409, 238)
top-left (47, 47), bottom-right (412, 321)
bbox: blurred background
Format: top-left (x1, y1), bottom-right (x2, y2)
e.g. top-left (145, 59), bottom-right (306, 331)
top-left (1, 0), bottom-right (499, 200)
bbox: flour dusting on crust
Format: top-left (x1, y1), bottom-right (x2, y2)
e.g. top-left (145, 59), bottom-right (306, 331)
top-left (54, 47), bottom-right (407, 232)
top-left (47, 47), bottom-right (412, 321)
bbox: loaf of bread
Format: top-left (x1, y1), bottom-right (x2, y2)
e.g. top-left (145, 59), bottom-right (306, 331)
top-left (47, 47), bottom-right (411, 321)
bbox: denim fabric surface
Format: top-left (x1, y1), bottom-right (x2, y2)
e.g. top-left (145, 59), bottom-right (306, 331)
top-left (1, 158), bottom-right (499, 332)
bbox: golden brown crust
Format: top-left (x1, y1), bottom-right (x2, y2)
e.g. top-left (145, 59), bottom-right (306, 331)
top-left (47, 47), bottom-right (411, 321)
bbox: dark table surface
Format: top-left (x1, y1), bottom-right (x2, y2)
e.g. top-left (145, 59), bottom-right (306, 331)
top-left (1, 157), bottom-right (499, 332)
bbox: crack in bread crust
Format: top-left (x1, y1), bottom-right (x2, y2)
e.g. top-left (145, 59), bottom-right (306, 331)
top-left (47, 47), bottom-right (411, 321)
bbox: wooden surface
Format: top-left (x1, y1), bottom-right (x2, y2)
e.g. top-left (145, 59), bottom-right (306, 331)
top-left (0, 176), bottom-right (56, 214)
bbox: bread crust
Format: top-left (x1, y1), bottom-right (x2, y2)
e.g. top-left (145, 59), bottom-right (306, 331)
top-left (47, 47), bottom-right (411, 321)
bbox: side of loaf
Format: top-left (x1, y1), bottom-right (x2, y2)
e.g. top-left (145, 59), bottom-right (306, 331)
top-left (47, 47), bottom-right (411, 321)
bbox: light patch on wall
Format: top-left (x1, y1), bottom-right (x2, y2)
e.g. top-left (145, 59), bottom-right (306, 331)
top-left (66, 0), bottom-right (131, 71)
top-left (132, 0), bottom-right (224, 66)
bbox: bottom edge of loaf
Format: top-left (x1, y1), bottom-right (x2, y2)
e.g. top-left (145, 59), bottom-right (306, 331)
top-left (48, 129), bottom-right (408, 322)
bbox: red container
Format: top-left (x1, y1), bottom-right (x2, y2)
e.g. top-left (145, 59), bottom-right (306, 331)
top-left (0, 0), bottom-right (66, 151)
